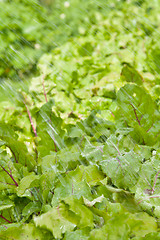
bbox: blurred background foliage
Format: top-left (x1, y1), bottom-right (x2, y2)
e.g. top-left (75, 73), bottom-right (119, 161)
top-left (1, 0), bottom-right (160, 80)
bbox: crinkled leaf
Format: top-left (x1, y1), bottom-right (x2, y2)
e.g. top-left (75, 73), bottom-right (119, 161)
top-left (0, 123), bottom-right (35, 170)
top-left (64, 196), bottom-right (94, 228)
top-left (0, 223), bottom-right (52, 240)
top-left (0, 158), bottom-right (19, 190)
top-left (117, 84), bottom-right (157, 145)
top-left (133, 160), bottom-right (160, 218)
top-left (101, 150), bottom-right (141, 189)
top-left (34, 203), bottom-right (76, 239)
top-left (51, 165), bottom-right (104, 206)
top-left (17, 174), bottom-right (39, 197)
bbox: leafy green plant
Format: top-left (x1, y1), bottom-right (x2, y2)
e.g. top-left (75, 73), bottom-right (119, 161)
top-left (1, 0), bottom-right (160, 238)
top-left (0, 63), bottom-right (160, 238)
top-left (1, 0), bottom-right (160, 80)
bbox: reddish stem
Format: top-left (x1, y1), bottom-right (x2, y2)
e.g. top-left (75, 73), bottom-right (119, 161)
top-left (0, 165), bottom-right (18, 186)
top-left (72, 183), bottom-right (74, 195)
top-left (0, 181), bottom-right (17, 186)
top-left (137, 195), bottom-right (160, 204)
top-left (110, 111), bottom-right (115, 117)
top-left (111, 142), bottom-right (121, 156)
top-left (7, 147), bottom-right (18, 163)
top-left (151, 170), bottom-right (160, 194)
top-left (96, 146), bottom-right (103, 153)
top-left (24, 101), bottom-right (37, 137)
top-left (0, 214), bottom-right (12, 224)
top-left (146, 123), bottom-right (154, 133)
top-left (116, 157), bottom-right (124, 175)
top-left (130, 103), bottom-right (141, 126)
top-left (1, 224), bottom-right (8, 229)
top-left (54, 140), bottom-right (57, 152)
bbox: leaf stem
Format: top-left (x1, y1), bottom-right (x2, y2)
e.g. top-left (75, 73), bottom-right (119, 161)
top-left (0, 214), bottom-right (12, 224)
top-left (0, 165), bottom-right (18, 186)
top-left (72, 182), bottom-right (74, 195)
top-left (24, 100), bottom-right (37, 137)
top-left (110, 141), bottom-right (121, 155)
top-left (130, 103), bottom-right (141, 126)
top-left (6, 147), bottom-right (18, 163)
top-left (116, 157), bottom-right (124, 175)
top-left (151, 170), bottom-right (160, 194)
top-left (0, 181), bottom-right (17, 186)
top-left (137, 195), bottom-right (160, 204)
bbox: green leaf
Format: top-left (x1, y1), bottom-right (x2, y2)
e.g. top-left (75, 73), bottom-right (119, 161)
top-left (22, 201), bottom-right (41, 220)
top-left (83, 195), bottom-right (104, 207)
top-left (36, 100), bottom-right (65, 157)
top-left (129, 212), bottom-right (157, 238)
top-left (39, 154), bottom-right (57, 175)
top-left (17, 173), bottom-right (39, 197)
top-left (117, 84), bottom-right (155, 129)
top-left (34, 203), bottom-right (76, 239)
top-left (51, 176), bottom-right (92, 207)
top-left (64, 228), bottom-right (90, 240)
top-left (147, 47), bottom-right (160, 74)
top-left (89, 203), bottom-right (157, 239)
top-left (51, 165), bottom-right (104, 206)
top-left (39, 172), bottom-right (56, 204)
top-left (0, 223), bottom-right (52, 240)
top-left (136, 232), bottom-right (160, 239)
top-left (64, 196), bottom-right (94, 228)
top-left (121, 64), bottom-right (143, 85)
top-left (0, 203), bottom-right (14, 211)
top-left (56, 145), bottom-right (82, 172)
top-left (0, 158), bottom-right (19, 190)
top-left (133, 160), bottom-right (160, 218)
top-left (101, 148), bottom-right (141, 189)
top-left (116, 84), bottom-right (156, 145)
